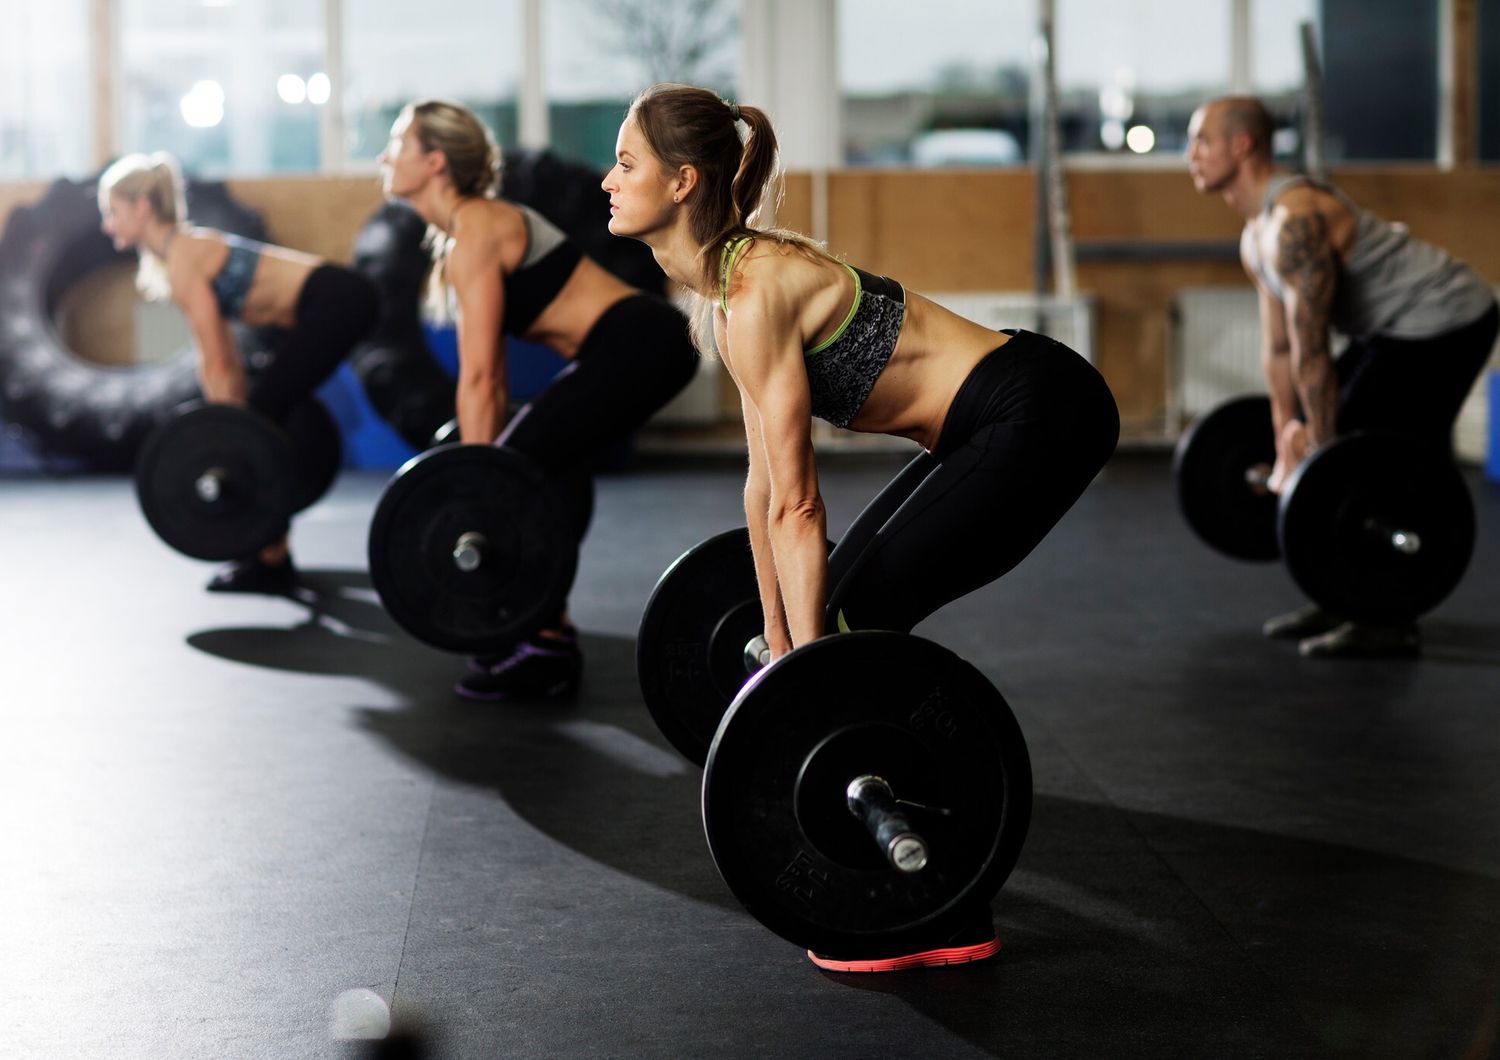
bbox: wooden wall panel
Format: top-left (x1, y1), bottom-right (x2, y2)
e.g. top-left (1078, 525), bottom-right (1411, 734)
top-left (3, 165), bottom-right (1496, 435)
top-left (825, 170), bottom-right (1034, 290)
top-left (226, 177), bottom-right (385, 262)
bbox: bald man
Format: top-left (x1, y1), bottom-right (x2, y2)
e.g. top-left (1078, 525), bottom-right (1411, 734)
top-left (1186, 96), bottom-right (1497, 658)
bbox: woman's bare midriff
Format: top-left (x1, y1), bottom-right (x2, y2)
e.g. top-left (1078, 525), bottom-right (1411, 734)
top-left (240, 252), bottom-right (320, 328)
top-left (521, 255), bottom-right (638, 359)
top-left (846, 292), bottom-right (1009, 451)
top-left (186, 231), bottom-right (321, 329)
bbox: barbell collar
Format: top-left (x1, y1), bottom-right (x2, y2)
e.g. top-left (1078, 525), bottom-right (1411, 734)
top-left (195, 469), bottom-right (226, 504)
top-left (452, 531), bottom-right (488, 572)
top-left (1365, 519), bottom-right (1422, 555)
top-left (846, 774), bottom-right (929, 874)
top-left (744, 634), bottom-right (772, 675)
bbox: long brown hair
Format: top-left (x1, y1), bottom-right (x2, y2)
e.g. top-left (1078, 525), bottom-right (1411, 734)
top-left (627, 83), bottom-right (826, 353)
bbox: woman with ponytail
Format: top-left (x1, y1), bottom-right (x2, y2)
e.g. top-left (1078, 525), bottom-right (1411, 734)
top-left (378, 100), bottom-right (697, 701)
top-left (605, 83), bottom-right (1120, 972)
top-left (99, 152), bottom-right (380, 594)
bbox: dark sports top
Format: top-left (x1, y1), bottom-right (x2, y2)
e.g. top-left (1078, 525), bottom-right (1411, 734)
top-left (501, 202), bottom-right (583, 336)
top-left (719, 236), bottom-right (907, 428)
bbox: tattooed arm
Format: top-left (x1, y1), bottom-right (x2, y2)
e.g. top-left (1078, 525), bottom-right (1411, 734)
top-left (1241, 228), bottom-right (1302, 488)
top-left (1269, 205), bottom-right (1339, 448)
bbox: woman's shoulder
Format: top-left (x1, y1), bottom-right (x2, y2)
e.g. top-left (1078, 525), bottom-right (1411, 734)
top-left (169, 228), bottom-right (227, 278)
top-left (452, 197), bottom-right (527, 256)
top-left (720, 237), bottom-right (836, 323)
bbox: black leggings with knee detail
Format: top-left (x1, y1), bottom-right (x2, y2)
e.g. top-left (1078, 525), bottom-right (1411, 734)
top-left (495, 291), bottom-right (699, 566)
top-left (826, 330), bottom-right (1119, 635)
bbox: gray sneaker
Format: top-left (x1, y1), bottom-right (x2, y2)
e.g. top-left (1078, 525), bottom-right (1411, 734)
top-left (1263, 602), bottom-right (1341, 639)
top-left (1298, 621), bottom-right (1421, 659)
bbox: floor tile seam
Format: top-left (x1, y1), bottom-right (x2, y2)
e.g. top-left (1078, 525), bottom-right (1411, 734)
top-left (388, 727), bottom-right (448, 1008)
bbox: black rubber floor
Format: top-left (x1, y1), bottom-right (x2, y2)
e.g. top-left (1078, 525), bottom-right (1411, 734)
top-left (2, 453), bottom-right (1497, 1059)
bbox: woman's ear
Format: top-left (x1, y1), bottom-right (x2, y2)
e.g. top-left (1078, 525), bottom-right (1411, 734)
top-left (674, 164), bottom-right (700, 203)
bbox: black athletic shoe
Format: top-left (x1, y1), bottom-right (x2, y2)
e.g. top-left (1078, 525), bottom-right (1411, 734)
top-left (1262, 602), bottom-right (1341, 640)
top-left (1298, 621), bottom-right (1421, 660)
top-left (206, 556), bottom-right (298, 596)
top-left (467, 625), bottom-right (577, 673)
top-left (455, 634), bottom-right (582, 702)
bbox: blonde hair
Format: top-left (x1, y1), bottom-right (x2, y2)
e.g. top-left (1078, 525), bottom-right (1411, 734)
top-left (399, 100), bottom-right (503, 321)
top-left (98, 151), bottom-right (187, 302)
top-left (626, 83), bottom-right (825, 355)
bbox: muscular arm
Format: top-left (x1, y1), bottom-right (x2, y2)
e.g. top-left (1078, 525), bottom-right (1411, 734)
top-left (447, 235), bottom-right (508, 443)
top-left (721, 289), bottom-right (827, 653)
top-left (177, 279), bottom-right (247, 405)
top-left (1271, 209), bottom-right (1339, 447)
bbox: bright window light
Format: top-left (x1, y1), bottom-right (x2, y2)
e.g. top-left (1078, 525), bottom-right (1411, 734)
top-left (180, 80), bottom-right (225, 128)
top-left (306, 72), bottom-right (331, 105)
top-left (277, 74), bottom-right (308, 105)
top-left (1125, 124), bottom-right (1156, 153)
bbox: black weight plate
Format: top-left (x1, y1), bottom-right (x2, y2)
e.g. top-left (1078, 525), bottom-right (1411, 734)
top-left (367, 444), bottom-right (577, 653)
top-left (1279, 435), bottom-right (1475, 624)
top-left (703, 632), bottom-right (1032, 959)
top-left (637, 529), bottom-right (763, 767)
top-left (283, 399), bottom-right (343, 514)
top-left (134, 403), bottom-right (293, 561)
top-left (1173, 395), bottom-right (1281, 561)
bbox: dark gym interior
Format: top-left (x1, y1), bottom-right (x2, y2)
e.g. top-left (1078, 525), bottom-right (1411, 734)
top-left (4, 2), bottom-right (1500, 1058)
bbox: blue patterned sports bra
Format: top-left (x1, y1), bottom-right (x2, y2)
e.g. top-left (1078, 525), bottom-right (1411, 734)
top-left (209, 233), bottom-right (263, 320)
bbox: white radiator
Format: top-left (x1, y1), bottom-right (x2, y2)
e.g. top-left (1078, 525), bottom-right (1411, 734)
top-left (1172, 285), bottom-right (1497, 463)
top-left (1171, 287), bottom-right (1263, 423)
top-left (926, 292), bottom-right (1095, 364)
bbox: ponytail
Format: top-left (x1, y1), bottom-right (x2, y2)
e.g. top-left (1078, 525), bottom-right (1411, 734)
top-left (97, 151), bottom-right (188, 302)
top-left (628, 83), bottom-right (823, 355)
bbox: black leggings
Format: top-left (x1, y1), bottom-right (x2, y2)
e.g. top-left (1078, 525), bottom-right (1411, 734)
top-left (496, 292), bottom-right (699, 587)
top-left (826, 330), bottom-right (1120, 634)
top-left (1335, 300), bottom-right (1498, 453)
top-left (247, 264), bottom-right (381, 423)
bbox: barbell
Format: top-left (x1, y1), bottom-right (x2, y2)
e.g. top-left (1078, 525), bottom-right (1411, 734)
top-left (134, 399), bottom-right (342, 561)
top-left (1174, 395), bottom-right (1475, 624)
top-left (638, 529), bottom-right (1032, 960)
top-left (366, 443), bottom-right (577, 653)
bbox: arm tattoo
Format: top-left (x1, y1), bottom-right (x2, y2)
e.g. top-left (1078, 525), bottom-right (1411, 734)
top-left (1275, 211), bottom-right (1339, 439)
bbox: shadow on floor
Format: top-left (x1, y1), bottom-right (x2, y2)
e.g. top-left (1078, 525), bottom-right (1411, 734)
top-left (186, 567), bottom-right (463, 704)
top-left (186, 569), bottom-right (731, 911)
top-left (185, 570), bottom-right (1500, 1057)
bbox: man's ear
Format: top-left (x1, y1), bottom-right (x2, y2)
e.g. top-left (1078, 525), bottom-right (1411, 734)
top-left (1229, 129), bottom-right (1254, 162)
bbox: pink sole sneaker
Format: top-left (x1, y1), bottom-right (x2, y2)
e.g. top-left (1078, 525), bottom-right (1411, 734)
top-left (807, 935), bottom-right (1001, 973)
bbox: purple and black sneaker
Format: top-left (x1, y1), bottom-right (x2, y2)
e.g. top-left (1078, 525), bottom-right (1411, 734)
top-left (455, 629), bottom-right (582, 702)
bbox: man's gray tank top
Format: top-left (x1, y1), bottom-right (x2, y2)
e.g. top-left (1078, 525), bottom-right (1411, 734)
top-left (1245, 174), bottom-right (1492, 340)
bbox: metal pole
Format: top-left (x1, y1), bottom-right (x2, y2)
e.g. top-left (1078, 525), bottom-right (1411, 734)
top-left (1299, 20), bottom-right (1327, 179)
top-left (1029, 4), bottom-right (1053, 297)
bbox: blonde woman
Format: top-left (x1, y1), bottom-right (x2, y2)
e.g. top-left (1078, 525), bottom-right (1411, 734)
top-left (99, 152), bottom-right (380, 593)
top-left (378, 100), bottom-right (697, 701)
top-left (603, 83), bottom-right (1119, 972)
